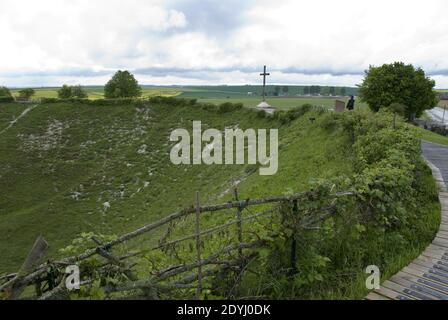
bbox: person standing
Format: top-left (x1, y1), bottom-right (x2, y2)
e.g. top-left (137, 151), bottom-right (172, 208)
top-left (346, 95), bottom-right (355, 111)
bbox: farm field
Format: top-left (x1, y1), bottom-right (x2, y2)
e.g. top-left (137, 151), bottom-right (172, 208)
top-left (11, 86), bottom-right (181, 100)
top-left (10, 85), bottom-right (369, 110)
top-left (197, 96), bottom-right (368, 110)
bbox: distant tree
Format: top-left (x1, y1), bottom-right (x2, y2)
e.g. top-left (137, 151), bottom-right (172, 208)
top-left (104, 70), bottom-right (142, 99)
top-left (303, 86), bottom-right (310, 95)
top-left (58, 85), bottom-right (73, 99)
top-left (0, 86), bottom-right (14, 102)
top-left (321, 87), bottom-right (330, 96)
top-left (310, 85), bottom-right (321, 95)
top-left (274, 86), bottom-right (281, 96)
top-left (359, 62), bottom-right (439, 120)
top-left (71, 85), bottom-right (88, 98)
top-left (18, 88), bottom-right (35, 101)
top-left (329, 86), bottom-right (336, 96)
top-left (282, 86), bottom-right (289, 95)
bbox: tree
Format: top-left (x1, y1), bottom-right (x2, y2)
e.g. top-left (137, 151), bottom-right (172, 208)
top-left (58, 85), bottom-right (88, 99)
top-left (0, 86), bottom-right (14, 102)
top-left (310, 85), bottom-right (321, 95)
top-left (58, 85), bottom-right (73, 99)
top-left (387, 103), bottom-right (406, 129)
top-left (282, 86), bottom-right (289, 95)
top-left (104, 70), bottom-right (142, 99)
top-left (71, 85), bottom-right (88, 98)
top-left (329, 86), bottom-right (336, 96)
top-left (359, 62), bottom-right (439, 120)
top-left (18, 88), bottom-right (35, 101)
top-left (303, 86), bottom-right (310, 95)
top-left (340, 87), bottom-right (346, 96)
top-left (274, 86), bottom-right (281, 96)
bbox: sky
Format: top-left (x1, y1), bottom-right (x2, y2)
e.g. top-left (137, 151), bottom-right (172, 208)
top-left (1, 0), bottom-right (448, 88)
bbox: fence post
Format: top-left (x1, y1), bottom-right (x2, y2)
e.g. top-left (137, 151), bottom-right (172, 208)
top-left (195, 191), bottom-right (202, 300)
top-left (233, 187), bottom-right (243, 259)
top-left (290, 200), bottom-right (299, 275)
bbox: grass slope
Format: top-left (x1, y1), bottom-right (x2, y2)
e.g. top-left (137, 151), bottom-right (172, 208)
top-left (0, 102), bottom-right (440, 301)
top-left (0, 102), bottom-right (352, 274)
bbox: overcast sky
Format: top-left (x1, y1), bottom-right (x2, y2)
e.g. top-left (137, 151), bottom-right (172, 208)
top-left (1, 0), bottom-right (448, 88)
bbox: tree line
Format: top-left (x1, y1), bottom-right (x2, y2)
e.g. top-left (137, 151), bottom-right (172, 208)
top-left (0, 70), bottom-right (143, 102)
top-left (0, 63), bottom-right (441, 120)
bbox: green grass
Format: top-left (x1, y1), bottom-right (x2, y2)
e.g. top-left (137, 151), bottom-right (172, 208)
top-left (197, 97), bottom-right (368, 111)
top-left (0, 103), bottom-right (30, 131)
top-left (0, 102), bottom-right (353, 274)
top-left (10, 87), bottom-right (181, 100)
top-left (413, 125), bottom-right (448, 146)
top-left (0, 101), bottom-right (441, 301)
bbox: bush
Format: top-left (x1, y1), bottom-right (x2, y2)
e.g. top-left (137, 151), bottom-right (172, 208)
top-left (0, 86), bottom-right (14, 103)
top-left (104, 70), bottom-right (142, 99)
top-left (358, 62), bottom-right (439, 120)
top-left (251, 110), bottom-right (438, 299)
top-left (217, 102), bottom-right (243, 114)
top-left (58, 85), bottom-right (88, 99)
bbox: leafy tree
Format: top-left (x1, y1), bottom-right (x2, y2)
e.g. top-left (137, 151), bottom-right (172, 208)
top-left (340, 87), bottom-right (346, 96)
top-left (329, 87), bottom-right (336, 96)
top-left (359, 62), bottom-right (439, 120)
top-left (71, 85), bottom-right (88, 98)
top-left (303, 86), bottom-right (310, 95)
top-left (274, 86), bottom-right (281, 96)
top-left (387, 103), bottom-right (406, 129)
top-left (282, 86), bottom-right (289, 95)
top-left (104, 70), bottom-right (142, 99)
top-left (58, 85), bottom-right (73, 99)
top-left (310, 85), bottom-right (321, 95)
top-left (0, 86), bottom-right (14, 102)
top-left (18, 88), bottom-right (35, 101)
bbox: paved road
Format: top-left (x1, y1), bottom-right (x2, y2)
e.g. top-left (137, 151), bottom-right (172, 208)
top-left (367, 141), bottom-right (448, 300)
top-left (422, 141), bottom-right (448, 189)
top-left (427, 107), bottom-right (448, 125)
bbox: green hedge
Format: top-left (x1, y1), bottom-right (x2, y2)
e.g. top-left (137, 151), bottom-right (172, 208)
top-left (246, 110), bottom-right (440, 299)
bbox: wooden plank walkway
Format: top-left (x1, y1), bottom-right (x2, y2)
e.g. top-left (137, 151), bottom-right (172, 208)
top-left (367, 141), bottom-right (448, 300)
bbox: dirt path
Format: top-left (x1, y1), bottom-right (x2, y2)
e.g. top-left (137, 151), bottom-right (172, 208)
top-left (0, 104), bottom-right (38, 135)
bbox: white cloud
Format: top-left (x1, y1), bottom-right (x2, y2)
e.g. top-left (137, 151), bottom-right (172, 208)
top-left (1, 0), bottom-right (448, 87)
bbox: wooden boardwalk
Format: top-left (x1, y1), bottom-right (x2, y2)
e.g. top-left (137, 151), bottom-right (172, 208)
top-left (367, 141), bottom-right (448, 300)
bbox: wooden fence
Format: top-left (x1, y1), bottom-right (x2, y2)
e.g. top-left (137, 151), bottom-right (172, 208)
top-left (0, 188), bottom-right (353, 300)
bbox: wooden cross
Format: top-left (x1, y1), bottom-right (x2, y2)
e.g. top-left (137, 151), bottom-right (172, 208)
top-left (260, 65), bottom-right (270, 102)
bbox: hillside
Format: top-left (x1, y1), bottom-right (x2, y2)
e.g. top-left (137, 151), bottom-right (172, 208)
top-left (0, 100), bottom-right (352, 274)
top-left (0, 100), bottom-right (441, 300)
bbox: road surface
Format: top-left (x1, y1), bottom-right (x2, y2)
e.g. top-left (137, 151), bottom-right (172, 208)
top-left (427, 107), bottom-right (448, 125)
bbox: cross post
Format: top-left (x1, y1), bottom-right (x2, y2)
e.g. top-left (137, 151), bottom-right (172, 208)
top-left (260, 65), bottom-right (270, 102)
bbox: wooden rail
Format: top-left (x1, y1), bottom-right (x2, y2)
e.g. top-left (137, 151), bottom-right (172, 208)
top-left (0, 189), bottom-right (352, 300)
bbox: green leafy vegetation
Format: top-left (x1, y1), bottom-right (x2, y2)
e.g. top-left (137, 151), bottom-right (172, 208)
top-left (0, 86), bottom-right (14, 103)
top-left (104, 70), bottom-right (142, 99)
top-left (58, 85), bottom-right (88, 99)
top-left (17, 88), bottom-right (35, 101)
top-left (0, 100), bottom-right (440, 300)
top-left (359, 62), bottom-right (439, 120)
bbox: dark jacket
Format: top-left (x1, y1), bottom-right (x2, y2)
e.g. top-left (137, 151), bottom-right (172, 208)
top-left (346, 98), bottom-right (355, 110)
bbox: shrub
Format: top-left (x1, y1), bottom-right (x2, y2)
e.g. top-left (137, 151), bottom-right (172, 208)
top-left (251, 110), bottom-right (438, 299)
top-left (104, 70), bottom-right (142, 99)
top-left (217, 102), bottom-right (243, 113)
top-left (0, 86), bottom-right (14, 103)
top-left (359, 62), bottom-right (439, 120)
